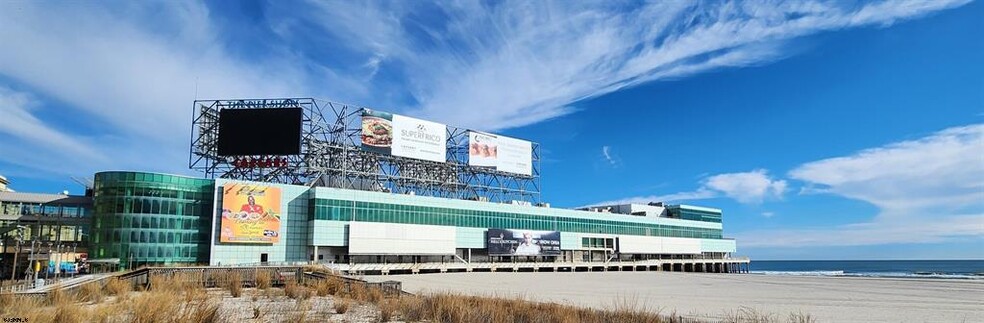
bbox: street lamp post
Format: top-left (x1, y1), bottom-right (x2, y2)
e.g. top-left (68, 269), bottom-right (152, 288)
top-left (44, 242), bottom-right (52, 280)
top-left (72, 244), bottom-right (77, 278)
top-left (30, 240), bottom-right (39, 283)
top-left (54, 244), bottom-right (61, 282)
top-left (9, 226), bottom-right (27, 281)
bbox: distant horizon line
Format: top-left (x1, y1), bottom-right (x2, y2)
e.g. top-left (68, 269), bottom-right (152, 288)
top-left (752, 259), bottom-right (983, 261)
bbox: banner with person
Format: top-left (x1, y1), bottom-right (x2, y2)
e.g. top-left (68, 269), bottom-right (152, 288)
top-left (220, 183), bottom-right (282, 243)
top-left (487, 229), bottom-right (561, 256)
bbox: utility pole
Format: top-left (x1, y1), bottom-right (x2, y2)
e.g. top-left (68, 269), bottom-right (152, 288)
top-left (9, 239), bottom-right (19, 281)
top-left (30, 240), bottom-right (37, 282)
top-left (45, 242), bottom-right (52, 280)
top-left (10, 226), bottom-right (26, 281)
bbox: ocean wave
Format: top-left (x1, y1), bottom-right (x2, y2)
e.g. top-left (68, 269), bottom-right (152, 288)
top-left (750, 270), bottom-right (845, 276)
top-left (749, 270), bottom-right (983, 279)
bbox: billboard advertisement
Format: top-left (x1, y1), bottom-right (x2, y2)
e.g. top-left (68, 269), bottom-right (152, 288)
top-left (487, 229), bottom-right (561, 256)
top-left (468, 131), bottom-right (498, 167)
top-left (361, 109), bottom-right (447, 163)
top-left (468, 132), bottom-right (532, 176)
top-left (220, 183), bottom-right (282, 243)
top-left (216, 108), bottom-right (303, 156)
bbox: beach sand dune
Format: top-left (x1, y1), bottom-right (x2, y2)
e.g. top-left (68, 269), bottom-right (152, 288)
top-left (367, 272), bottom-right (984, 322)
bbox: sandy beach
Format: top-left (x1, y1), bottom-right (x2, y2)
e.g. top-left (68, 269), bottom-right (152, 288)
top-left (366, 272), bottom-right (984, 322)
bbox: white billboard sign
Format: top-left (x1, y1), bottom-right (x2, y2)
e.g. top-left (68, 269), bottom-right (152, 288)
top-left (348, 222), bottom-right (456, 255)
top-left (496, 135), bottom-right (532, 175)
top-left (361, 110), bottom-right (447, 163)
top-left (468, 131), bottom-right (532, 176)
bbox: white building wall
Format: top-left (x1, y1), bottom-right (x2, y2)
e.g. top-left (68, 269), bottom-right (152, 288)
top-left (455, 227), bottom-right (485, 249)
top-left (617, 235), bottom-right (701, 254)
top-left (700, 239), bottom-right (737, 253)
top-left (348, 222), bottom-right (456, 255)
top-left (310, 220), bottom-right (347, 246)
top-left (661, 237), bottom-right (701, 254)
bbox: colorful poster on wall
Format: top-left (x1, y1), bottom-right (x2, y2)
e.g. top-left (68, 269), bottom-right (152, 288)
top-left (487, 229), bottom-right (561, 256)
top-left (220, 183), bottom-right (282, 243)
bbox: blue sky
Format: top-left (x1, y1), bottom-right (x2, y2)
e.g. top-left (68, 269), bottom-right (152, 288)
top-left (0, 1), bottom-right (980, 259)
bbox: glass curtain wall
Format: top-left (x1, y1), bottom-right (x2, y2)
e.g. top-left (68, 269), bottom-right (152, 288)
top-left (312, 199), bottom-right (723, 239)
top-left (90, 172), bottom-right (214, 268)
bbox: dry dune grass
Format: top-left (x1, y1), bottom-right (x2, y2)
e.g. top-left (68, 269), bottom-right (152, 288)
top-left (255, 270), bottom-right (273, 290)
top-left (1, 275), bottom-right (217, 323)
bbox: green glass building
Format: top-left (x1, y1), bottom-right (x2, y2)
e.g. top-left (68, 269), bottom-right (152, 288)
top-left (83, 172), bottom-right (738, 268)
top-left (90, 171), bottom-right (214, 268)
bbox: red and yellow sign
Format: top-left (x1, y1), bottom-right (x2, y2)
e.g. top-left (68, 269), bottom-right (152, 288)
top-left (220, 183), bottom-right (281, 243)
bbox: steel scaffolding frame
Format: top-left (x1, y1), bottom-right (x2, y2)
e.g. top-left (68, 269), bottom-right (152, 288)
top-left (190, 98), bottom-right (541, 203)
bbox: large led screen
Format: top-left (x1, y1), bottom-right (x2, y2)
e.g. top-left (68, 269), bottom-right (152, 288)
top-left (487, 229), bottom-right (561, 256)
top-left (217, 108), bottom-right (302, 156)
top-left (361, 109), bottom-right (447, 163)
top-left (220, 183), bottom-right (282, 243)
top-left (468, 132), bottom-right (532, 176)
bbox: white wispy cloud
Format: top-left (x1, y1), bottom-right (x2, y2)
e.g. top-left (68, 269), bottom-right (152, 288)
top-left (0, 0), bottom-right (970, 181)
top-left (738, 124), bottom-right (984, 247)
top-left (0, 2), bottom-right (313, 176)
top-left (601, 146), bottom-right (619, 167)
top-left (705, 170), bottom-right (789, 204)
top-left (0, 87), bottom-right (107, 173)
top-left (593, 169), bottom-right (787, 205)
top-left (292, 0), bottom-right (969, 130)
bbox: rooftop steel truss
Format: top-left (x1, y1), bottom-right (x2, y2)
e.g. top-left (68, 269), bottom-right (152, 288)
top-left (190, 98), bottom-right (541, 203)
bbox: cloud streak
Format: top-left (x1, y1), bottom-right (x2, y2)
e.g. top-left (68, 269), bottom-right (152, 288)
top-left (740, 124), bottom-right (984, 248)
top-left (294, 0), bottom-right (970, 130)
top-left (0, 0), bottom-right (970, 182)
top-left (0, 1), bottom-right (311, 176)
top-left (593, 169), bottom-right (787, 205)
top-left (601, 146), bottom-right (619, 167)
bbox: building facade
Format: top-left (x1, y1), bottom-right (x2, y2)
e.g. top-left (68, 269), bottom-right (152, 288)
top-left (89, 172), bottom-right (214, 268)
top-left (2, 170), bottom-right (741, 272)
top-left (79, 172), bottom-right (738, 268)
top-left (0, 190), bottom-right (91, 278)
top-left (295, 184), bottom-right (733, 265)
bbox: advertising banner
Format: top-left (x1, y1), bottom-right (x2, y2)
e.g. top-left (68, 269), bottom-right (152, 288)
top-left (468, 131), bottom-right (498, 167)
top-left (496, 135), bottom-right (532, 175)
top-left (361, 109), bottom-right (447, 163)
top-left (220, 183), bottom-right (282, 243)
top-left (487, 229), bottom-right (561, 256)
top-left (468, 132), bottom-right (532, 176)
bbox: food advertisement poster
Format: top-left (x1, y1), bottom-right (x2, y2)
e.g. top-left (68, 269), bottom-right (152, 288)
top-left (361, 109), bottom-right (394, 156)
top-left (487, 229), bottom-right (561, 256)
top-left (220, 183), bottom-right (281, 243)
top-left (468, 131), bottom-right (498, 167)
top-left (468, 132), bottom-right (532, 176)
top-left (362, 109), bottom-right (447, 163)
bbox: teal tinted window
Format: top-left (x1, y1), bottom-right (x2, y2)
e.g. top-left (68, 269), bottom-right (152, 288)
top-left (312, 198), bottom-right (722, 239)
top-left (91, 171), bottom-right (215, 269)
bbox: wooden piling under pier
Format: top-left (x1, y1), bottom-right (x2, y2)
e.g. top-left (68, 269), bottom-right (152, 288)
top-left (334, 257), bottom-right (751, 275)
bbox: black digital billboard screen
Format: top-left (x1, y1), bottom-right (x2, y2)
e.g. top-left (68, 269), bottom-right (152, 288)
top-left (217, 108), bottom-right (302, 156)
top-left (487, 229), bottom-right (561, 256)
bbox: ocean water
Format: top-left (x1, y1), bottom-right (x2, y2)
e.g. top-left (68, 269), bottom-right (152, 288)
top-left (748, 260), bottom-right (984, 279)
